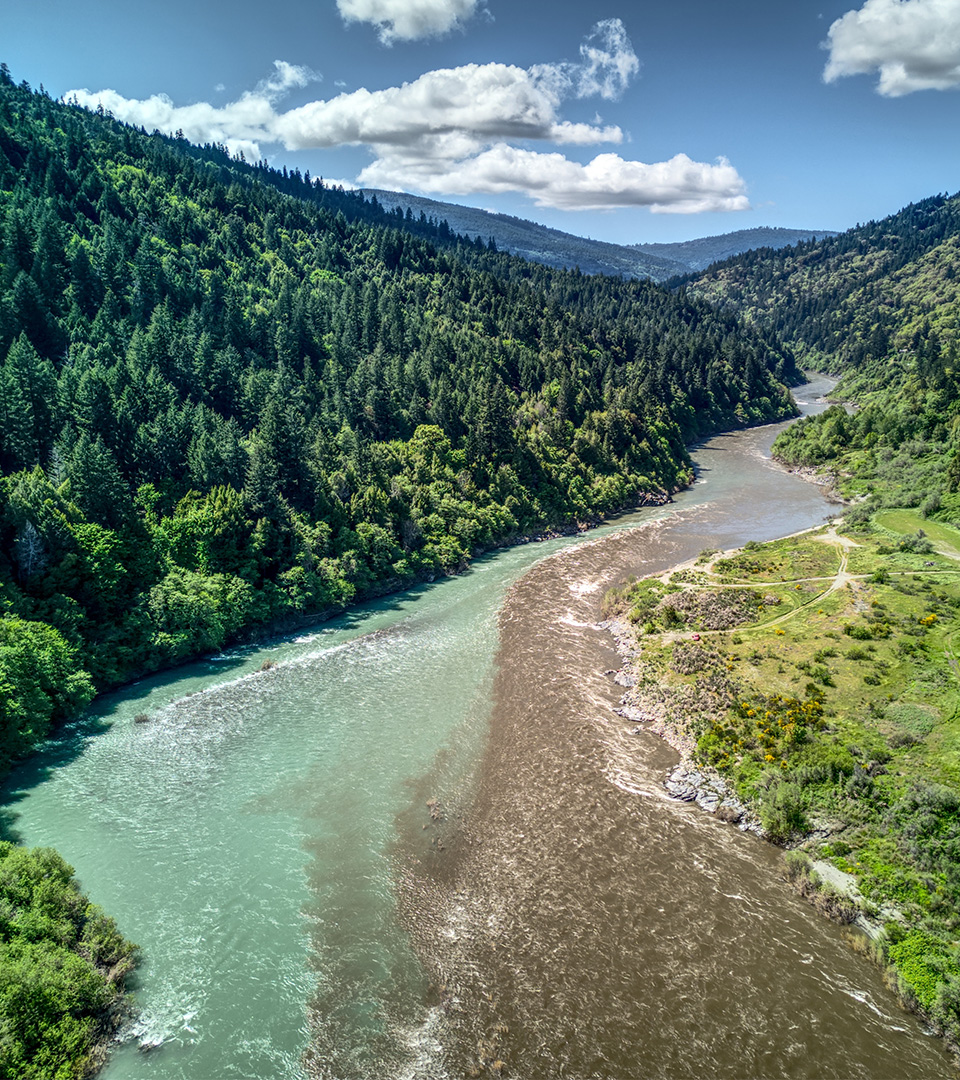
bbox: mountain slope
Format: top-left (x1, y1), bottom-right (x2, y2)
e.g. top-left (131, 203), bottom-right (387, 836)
top-left (365, 189), bottom-right (834, 280)
top-left (682, 192), bottom-right (960, 523)
top-left (685, 193), bottom-right (960, 371)
top-left (634, 227), bottom-right (837, 273)
top-left (363, 188), bottom-right (686, 278)
top-left (0, 71), bottom-right (801, 753)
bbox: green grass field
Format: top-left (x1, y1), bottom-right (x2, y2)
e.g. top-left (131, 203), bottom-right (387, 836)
top-left (606, 513), bottom-right (960, 1045)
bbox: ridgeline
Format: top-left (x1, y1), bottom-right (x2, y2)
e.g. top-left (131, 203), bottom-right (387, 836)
top-left (683, 192), bottom-right (960, 520)
top-left (0, 68), bottom-right (799, 764)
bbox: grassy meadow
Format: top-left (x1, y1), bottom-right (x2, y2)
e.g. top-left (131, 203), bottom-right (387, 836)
top-left (606, 510), bottom-right (960, 1045)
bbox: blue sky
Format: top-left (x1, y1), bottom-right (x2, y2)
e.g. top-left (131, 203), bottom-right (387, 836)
top-left (6, 0), bottom-right (960, 244)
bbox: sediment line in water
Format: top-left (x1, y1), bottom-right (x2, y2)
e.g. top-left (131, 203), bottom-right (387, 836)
top-left (399, 394), bottom-right (955, 1079)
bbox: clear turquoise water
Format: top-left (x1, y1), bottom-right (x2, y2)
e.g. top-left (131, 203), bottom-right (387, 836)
top-left (4, 378), bottom-right (953, 1078)
top-left (3, 502), bottom-right (680, 1079)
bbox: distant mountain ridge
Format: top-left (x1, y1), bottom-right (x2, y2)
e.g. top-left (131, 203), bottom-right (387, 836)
top-left (364, 189), bottom-right (832, 281)
top-left (633, 227), bottom-right (839, 273)
top-left (364, 188), bottom-right (683, 279)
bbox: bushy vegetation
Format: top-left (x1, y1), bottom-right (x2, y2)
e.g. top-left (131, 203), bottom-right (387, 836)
top-left (0, 68), bottom-right (801, 766)
top-left (614, 521), bottom-right (960, 1049)
top-left (366, 188), bottom-right (683, 279)
top-left (603, 577), bottom-right (761, 633)
top-left (0, 615), bottom-right (93, 770)
top-left (782, 851), bottom-right (859, 924)
top-left (685, 191), bottom-right (960, 372)
top-left (682, 190), bottom-right (960, 524)
top-left (770, 368), bottom-right (960, 521)
top-left (0, 843), bottom-right (136, 1079)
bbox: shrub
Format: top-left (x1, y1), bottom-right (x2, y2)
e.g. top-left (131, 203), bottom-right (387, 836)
top-left (657, 588), bottom-right (760, 631)
top-left (899, 533), bottom-right (934, 555)
top-left (885, 930), bottom-right (949, 1011)
top-left (670, 642), bottom-right (717, 675)
top-left (888, 730), bottom-right (923, 748)
top-left (919, 492), bottom-right (942, 519)
top-left (0, 844), bottom-right (137, 1080)
top-left (884, 703), bottom-right (936, 738)
top-left (781, 850), bottom-right (858, 923)
top-left (783, 849), bottom-right (813, 884)
top-left (844, 500), bottom-right (877, 527)
top-left (760, 778), bottom-right (807, 841)
top-left (661, 605), bottom-right (685, 629)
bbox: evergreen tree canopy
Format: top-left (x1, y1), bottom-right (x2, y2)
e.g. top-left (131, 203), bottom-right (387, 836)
top-left (0, 70), bottom-right (799, 750)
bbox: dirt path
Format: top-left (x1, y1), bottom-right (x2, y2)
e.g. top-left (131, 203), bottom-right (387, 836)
top-left (657, 528), bottom-right (960, 644)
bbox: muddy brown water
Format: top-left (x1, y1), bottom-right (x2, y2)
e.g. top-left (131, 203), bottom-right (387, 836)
top-left (400, 377), bottom-right (956, 1080)
top-left (8, 376), bottom-right (955, 1079)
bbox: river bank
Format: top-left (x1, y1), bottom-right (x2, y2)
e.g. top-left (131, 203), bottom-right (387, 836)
top-left (601, 517), bottom-right (960, 1061)
top-left (776, 461), bottom-right (845, 502)
top-left (11, 374), bottom-right (956, 1080)
top-left (400, 374), bottom-right (957, 1079)
top-left (79, 490), bottom-right (677, 711)
top-left (604, 611), bottom-right (763, 832)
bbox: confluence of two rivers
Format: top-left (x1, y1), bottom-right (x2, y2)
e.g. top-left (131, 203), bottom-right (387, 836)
top-left (4, 375), bottom-right (955, 1078)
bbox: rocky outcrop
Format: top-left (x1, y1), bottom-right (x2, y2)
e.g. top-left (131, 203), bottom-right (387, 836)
top-left (663, 764), bottom-right (763, 834)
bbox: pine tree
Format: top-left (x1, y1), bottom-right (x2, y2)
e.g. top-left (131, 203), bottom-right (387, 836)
top-left (67, 432), bottom-right (129, 528)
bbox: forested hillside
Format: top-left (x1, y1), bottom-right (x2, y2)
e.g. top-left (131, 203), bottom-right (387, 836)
top-left (682, 193), bottom-right (960, 519)
top-left (0, 68), bottom-right (800, 766)
top-left (368, 191), bottom-right (832, 281)
top-left (356, 188), bottom-right (685, 279)
top-left (686, 192), bottom-right (960, 372)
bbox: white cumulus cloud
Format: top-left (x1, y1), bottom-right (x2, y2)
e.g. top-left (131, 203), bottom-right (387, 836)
top-left (257, 60), bottom-right (322, 98)
top-left (65, 85), bottom-right (277, 161)
top-left (824, 0), bottom-right (960, 95)
top-left (65, 22), bottom-right (749, 214)
top-left (359, 146), bottom-right (749, 213)
top-left (337, 0), bottom-right (480, 43)
top-left (274, 63), bottom-right (622, 150)
top-left (67, 60), bottom-right (321, 160)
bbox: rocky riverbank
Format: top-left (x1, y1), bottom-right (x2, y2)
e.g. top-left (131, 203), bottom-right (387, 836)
top-left (602, 610), bottom-right (905, 946)
top-left (599, 521), bottom-right (960, 1067)
top-left (601, 614), bottom-right (764, 835)
top-left (775, 461), bottom-right (846, 503)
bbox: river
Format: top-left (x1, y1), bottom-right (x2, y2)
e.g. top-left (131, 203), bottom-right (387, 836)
top-left (2, 375), bottom-right (954, 1078)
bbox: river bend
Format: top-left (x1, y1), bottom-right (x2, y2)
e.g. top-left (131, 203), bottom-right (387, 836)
top-left (3, 375), bottom-right (953, 1078)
